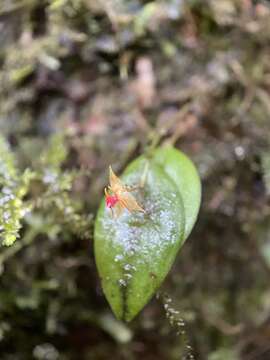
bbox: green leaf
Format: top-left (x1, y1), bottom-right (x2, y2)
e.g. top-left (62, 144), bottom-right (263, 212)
top-left (94, 147), bottom-right (201, 321)
top-left (152, 145), bottom-right (201, 239)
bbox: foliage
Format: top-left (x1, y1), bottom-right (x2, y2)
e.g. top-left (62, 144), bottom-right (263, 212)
top-left (0, 133), bottom-right (91, 247)
top-left (95, 146), bottom-right (201, 321)
top-left (0, 136), bottom-right (34, 246)
top-left (1, 0), bottom-right (270, 359)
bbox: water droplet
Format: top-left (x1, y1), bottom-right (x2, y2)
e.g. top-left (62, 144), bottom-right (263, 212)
top-left (118, 279), bottom-right (127, 287)
top-left (115, 254), bottom-right (124, 262)
top-left (123, 264), bottom-right (136, 271)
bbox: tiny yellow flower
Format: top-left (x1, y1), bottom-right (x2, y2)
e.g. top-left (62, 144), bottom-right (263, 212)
top-left (104, 166), bottom-right (145, 218)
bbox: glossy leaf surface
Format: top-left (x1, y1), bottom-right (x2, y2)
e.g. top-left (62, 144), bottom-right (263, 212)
top-left (94, 147), bottom-right (201, 321)
top-left (152, 146), bottom-right (201, 239)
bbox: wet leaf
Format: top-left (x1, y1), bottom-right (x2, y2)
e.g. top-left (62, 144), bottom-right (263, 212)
top-left (152, 145), bottom-right (201, 239)
top-left (94, 147), bottom-right (201, 321)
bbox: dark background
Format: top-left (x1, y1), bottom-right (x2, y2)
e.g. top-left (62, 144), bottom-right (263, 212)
top-left (1, 0), bottom-right (270, 359)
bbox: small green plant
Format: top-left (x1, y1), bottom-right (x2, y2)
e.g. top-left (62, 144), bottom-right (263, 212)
top-left (94, 145), bottom-right (201, 321)
top-left (0, 134), bottom-right (91, 247)
top-left (0, 136), bottom-right (34, 246)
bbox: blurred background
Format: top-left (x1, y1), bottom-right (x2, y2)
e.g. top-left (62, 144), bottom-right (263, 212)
top-left (1, 0), bottom-right (270, 359)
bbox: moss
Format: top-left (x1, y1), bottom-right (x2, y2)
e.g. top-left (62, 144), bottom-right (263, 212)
top-left (1, 0), bottom-right (270, 358)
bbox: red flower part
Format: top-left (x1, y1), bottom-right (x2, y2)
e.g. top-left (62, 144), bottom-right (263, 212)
top-left (105, 194), bottom-right (119, 208)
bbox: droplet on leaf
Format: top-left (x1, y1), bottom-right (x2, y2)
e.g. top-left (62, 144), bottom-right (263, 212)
top-left (94, 146), bottom-right (201, 321)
